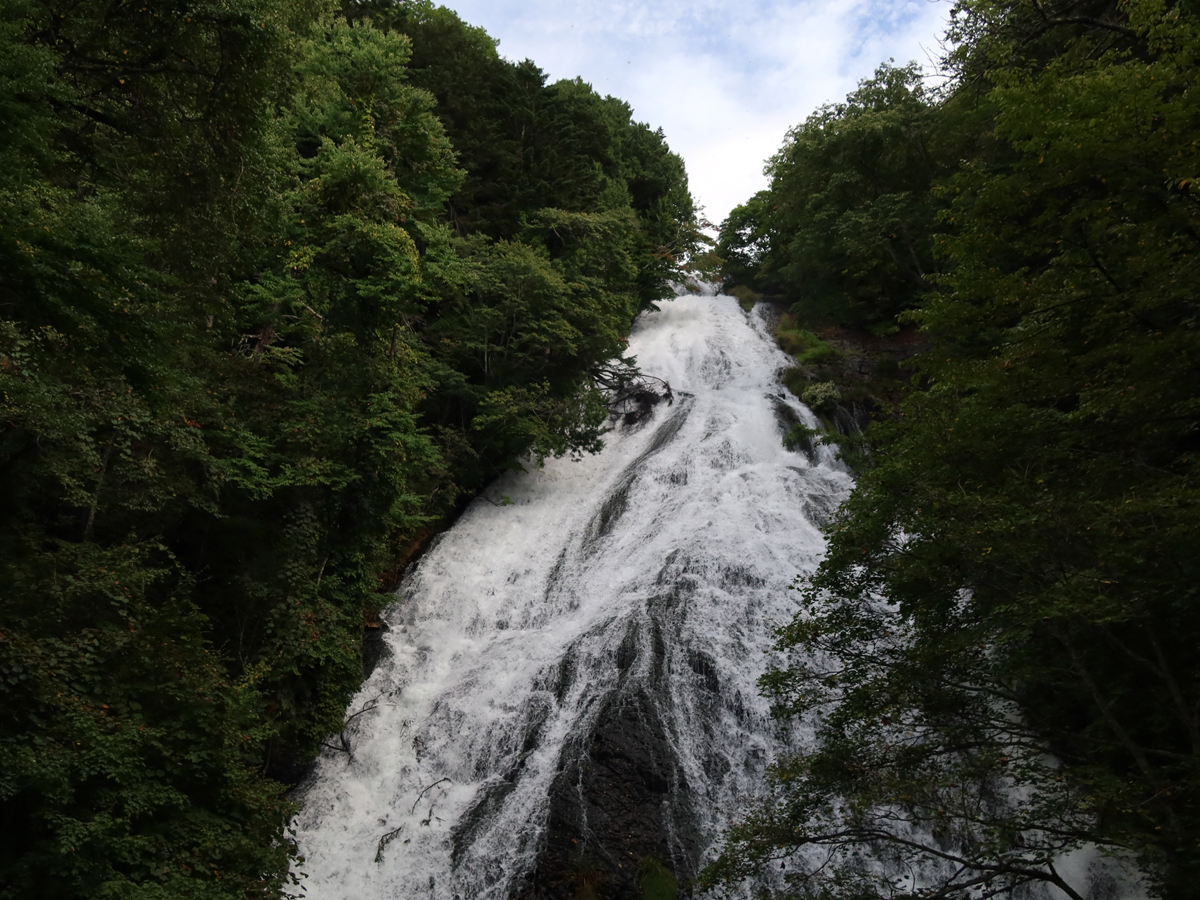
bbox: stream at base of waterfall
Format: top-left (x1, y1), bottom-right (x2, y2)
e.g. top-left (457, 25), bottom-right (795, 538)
top-left (289, 292), bottom-right (1129, 900)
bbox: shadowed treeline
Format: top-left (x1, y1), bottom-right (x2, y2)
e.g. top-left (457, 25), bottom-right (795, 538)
top-left (0, 2), bottom-right (698, 896)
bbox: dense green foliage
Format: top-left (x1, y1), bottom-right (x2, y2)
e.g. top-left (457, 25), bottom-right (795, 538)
top-left (707, 1), bottom-right (1200, 897)
top-left (718, 61), bottom-right (946, 331)
top-left (344, 0), bottom-right (696, 307)
top-left (0, 1), bottom-right (695, 896)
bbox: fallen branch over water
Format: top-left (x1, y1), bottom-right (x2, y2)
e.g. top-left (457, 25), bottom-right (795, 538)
top-left (593, 362), bottom-right (673, 423)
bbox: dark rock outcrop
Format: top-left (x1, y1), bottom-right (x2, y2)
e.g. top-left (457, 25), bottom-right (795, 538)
top-left (515, 668), bottom-right (700, 898)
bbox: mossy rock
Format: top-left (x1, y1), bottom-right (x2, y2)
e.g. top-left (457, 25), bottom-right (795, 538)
top-left (728, 283), bottom-right (763, 312)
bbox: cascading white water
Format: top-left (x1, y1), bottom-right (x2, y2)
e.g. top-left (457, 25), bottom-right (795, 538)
top-left (290, 291), bottom-right (852, 898)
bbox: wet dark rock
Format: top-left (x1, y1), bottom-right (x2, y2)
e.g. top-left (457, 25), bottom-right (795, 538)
top-left (829, 402), bottom-right (870, 437)
top-left (769, 394), bottom-right (815, 462)
top-left (362, 619), bottom-right (390, 680)
top-left (515, 689), bottom-right (701, 899)
top-left (616, 626), bottom-right (638, 671)
top-left (593, 479), bottom-right (632, 539)
top-left (687, 650), bottom-right (721, 694)
top-left (769, 393), bottom-right (801, 433)
top-left (453, 780), bottom-right (518, 866)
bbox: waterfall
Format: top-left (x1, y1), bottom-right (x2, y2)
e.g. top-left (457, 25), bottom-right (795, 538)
top-left (290, 292), bottom-right (851, 898)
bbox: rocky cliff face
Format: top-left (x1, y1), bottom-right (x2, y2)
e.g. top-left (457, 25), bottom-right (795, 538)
top-left (516, 621), bottom-right (701, 899)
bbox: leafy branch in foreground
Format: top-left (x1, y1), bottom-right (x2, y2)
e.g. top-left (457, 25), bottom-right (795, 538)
top-left (701, 585), bottom-right (1116, 900)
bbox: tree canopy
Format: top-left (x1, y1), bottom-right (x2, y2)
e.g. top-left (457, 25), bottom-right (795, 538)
top-left (707, 0), bottom-right (1200, 897)
top-left (0, 2), bottom-right (696, 896)
top-left (717, 61), bottom-right (947, 331)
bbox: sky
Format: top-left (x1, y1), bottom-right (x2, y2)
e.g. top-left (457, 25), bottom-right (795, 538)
top-left (437, 0), bottom-right (952, 227)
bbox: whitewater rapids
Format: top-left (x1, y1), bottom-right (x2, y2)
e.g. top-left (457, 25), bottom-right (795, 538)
top-left (290, 291), bottom-right (851, 898)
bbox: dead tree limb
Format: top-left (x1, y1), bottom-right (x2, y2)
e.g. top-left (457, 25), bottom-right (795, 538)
top-left (411, 777), bottom-right (451, 815)
top-left (375, 826), bottom-right (404, 863)
top-left (593, 361), bottom-right (673, 424)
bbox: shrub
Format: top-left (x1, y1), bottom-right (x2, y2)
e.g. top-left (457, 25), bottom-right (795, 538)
top-left (801, 381), bottom-right (841, 413)
top-left (797, 342), bottom-right (840, 366)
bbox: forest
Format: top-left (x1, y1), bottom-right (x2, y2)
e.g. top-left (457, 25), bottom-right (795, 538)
top-left (0, 1), bottom-right (695, 896)
top-left (3, 0), bottom-right (1198, 897)
top-left (707, 0), bottom-right (1200, 898)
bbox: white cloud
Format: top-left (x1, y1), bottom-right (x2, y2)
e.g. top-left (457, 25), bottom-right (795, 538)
top-left (438, 0), bottom-right (950, 224)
